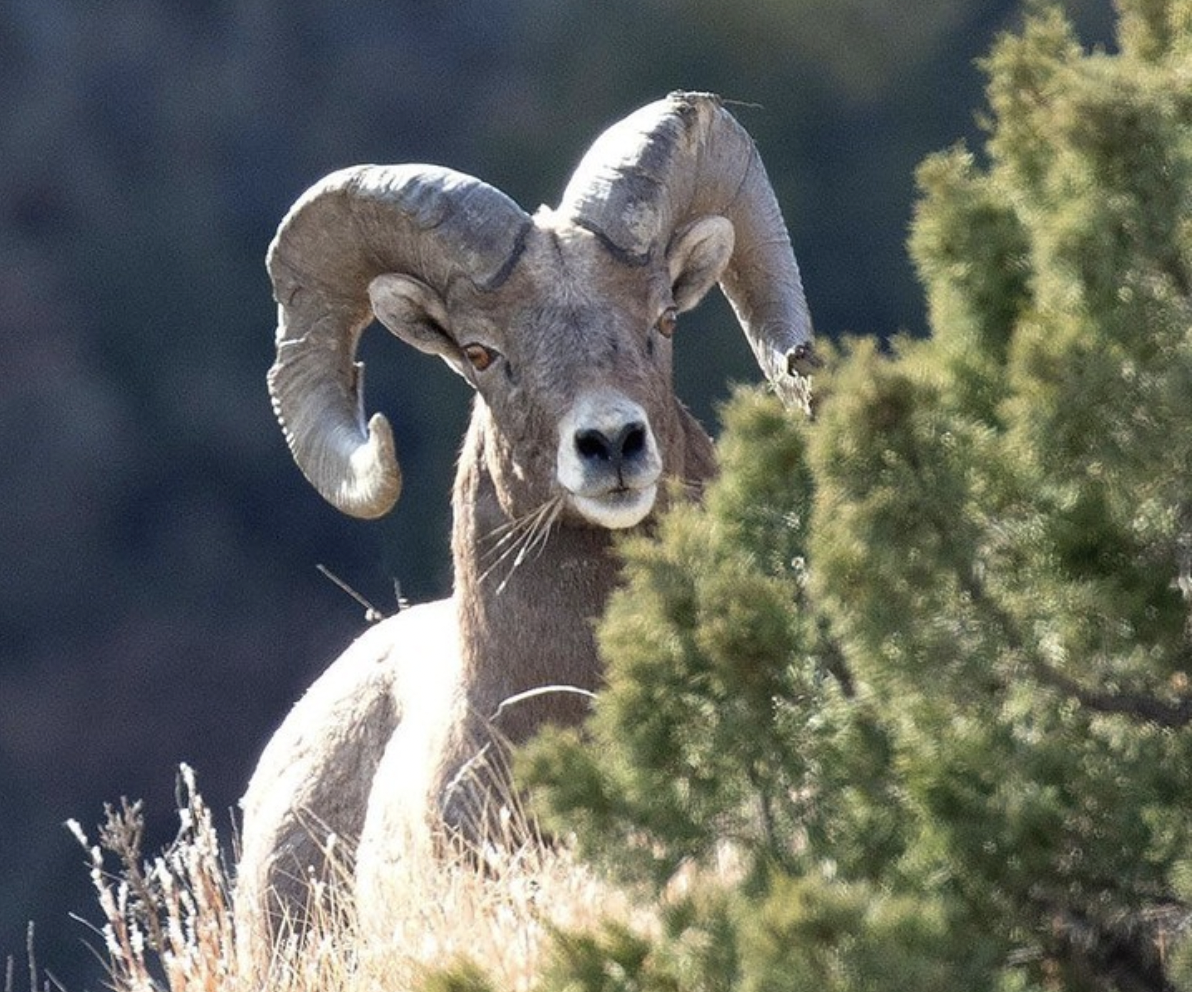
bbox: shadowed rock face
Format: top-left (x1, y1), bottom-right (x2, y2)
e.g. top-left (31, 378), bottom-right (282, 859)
top-left (235, 91), bottom-right (814, 972)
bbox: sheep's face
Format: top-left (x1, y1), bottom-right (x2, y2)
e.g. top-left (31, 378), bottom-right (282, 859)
top-left (369, 213), bottom-right (733, 530)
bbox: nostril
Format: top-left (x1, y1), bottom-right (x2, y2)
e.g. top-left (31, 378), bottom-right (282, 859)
top-left (620, 422), bottom-right (647, 460)
top-left (575, 428), bottom-right (612, 462)
top-left (574, 423), bottom-right (650, 467)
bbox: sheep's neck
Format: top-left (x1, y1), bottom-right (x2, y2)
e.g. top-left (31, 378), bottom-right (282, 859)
top-left (450, 415), bottom-right (620, 746)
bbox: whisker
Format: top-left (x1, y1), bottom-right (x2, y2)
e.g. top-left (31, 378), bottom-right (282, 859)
top-left (513, 498), bottom-right (562, 571)
top-left (480, 500), bottom-right (553, 563)
top-left (476, 496), bottom-right (565, 589)
top-left (512, 499), bottom-right (562, 568)
top-left (478, 496), bottom-right (565, 592)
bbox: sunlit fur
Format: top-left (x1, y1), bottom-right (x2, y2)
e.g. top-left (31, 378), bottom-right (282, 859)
top-left (237, 92), bottom-right (812, 976)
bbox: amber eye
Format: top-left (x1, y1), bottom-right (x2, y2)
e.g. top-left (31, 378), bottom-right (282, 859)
top-left (656, 308), bottom-right (678, 339)
top-left (462, 343), bottom-right (496, 372)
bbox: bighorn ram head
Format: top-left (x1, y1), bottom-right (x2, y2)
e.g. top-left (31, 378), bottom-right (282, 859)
top-left (239, 92), bottom-right (813, 970)
top-left (267, 91), bottom-right (813, 529)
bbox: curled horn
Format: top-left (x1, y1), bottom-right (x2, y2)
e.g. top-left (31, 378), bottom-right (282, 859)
top-left (267, 165), bottom-right (531, 518)
top-left (558, 91), bottom-right (815, 411)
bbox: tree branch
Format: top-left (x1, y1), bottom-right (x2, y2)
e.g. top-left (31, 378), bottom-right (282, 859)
top-left (1028, 663), bottom-right (1192, 730)
top-left (957, 564), bottom-right (1192, 729)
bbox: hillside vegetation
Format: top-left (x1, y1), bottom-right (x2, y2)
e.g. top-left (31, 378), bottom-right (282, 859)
top-left (522, 2), bottom-right (1192, 988)
top-left (68, 2), bottom-right (1192, 990)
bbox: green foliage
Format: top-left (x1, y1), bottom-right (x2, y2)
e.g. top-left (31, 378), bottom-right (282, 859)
top-left (516, 3), bottom-right (1192, 991)
top-left (521, 389), bottom-right (841, 887)
top-left (421, 960), bottom-right (502, 992)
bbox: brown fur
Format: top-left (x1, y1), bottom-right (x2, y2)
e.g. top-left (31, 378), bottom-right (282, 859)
top-left (236, 218), bottom-right (719, 970)
top-left (235, 93), bottom-right (809, 974)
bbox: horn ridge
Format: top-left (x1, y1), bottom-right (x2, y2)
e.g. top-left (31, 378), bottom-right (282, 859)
top-left (559, 91), bottom-right (814, 412)
top-left (267, 164), bottom-right (529, 518)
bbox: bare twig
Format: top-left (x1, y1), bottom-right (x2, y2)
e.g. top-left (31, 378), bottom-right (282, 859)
top-left (316, 564), bottom-right (387, 623)
top-left (490, 684), bottom-right (598, 724)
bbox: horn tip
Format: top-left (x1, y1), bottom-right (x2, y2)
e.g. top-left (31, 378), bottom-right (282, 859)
top-left (771, 343), bottom-right (818, 417)
top-left (336, 413), bottom-right (402, 519)
top-left (785, 342), bottom-right (823, 378)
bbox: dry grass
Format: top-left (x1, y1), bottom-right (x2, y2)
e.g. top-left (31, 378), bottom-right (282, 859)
top-left (67, 765), bottom-right (651, 992)
top-left (5, 923), bottom-right (65, 992)
top-left (66, 766), bottom-right (237, 992)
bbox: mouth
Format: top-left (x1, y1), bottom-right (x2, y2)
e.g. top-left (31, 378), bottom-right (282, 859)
top-left (567, 482), bottom-right (658, 530)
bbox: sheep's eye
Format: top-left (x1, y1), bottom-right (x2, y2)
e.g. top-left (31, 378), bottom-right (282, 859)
top-left (655, 308), bottom-right (678, 339)
top-left (462, 343), bottom-right (496, 372)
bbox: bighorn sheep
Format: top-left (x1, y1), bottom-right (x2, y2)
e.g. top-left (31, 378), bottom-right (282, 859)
top-left (235, 91), bottom-right (814, 963)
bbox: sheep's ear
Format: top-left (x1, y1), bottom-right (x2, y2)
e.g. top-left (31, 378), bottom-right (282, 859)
top-left (369, 274), bottom-right (460, 360)
top-left (666, 215), bottom-right (734, 313)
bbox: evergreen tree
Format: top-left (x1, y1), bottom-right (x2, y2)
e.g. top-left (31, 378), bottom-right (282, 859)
top-left (515, 2), bottom-right (1192, 989)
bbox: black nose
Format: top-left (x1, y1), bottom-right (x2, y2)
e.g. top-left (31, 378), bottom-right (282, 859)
top-left (574, 422), bottom-right (648, 474)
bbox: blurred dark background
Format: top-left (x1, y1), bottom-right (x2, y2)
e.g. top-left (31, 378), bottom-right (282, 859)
top-left (1, 1), bottom-right (1112, 987)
